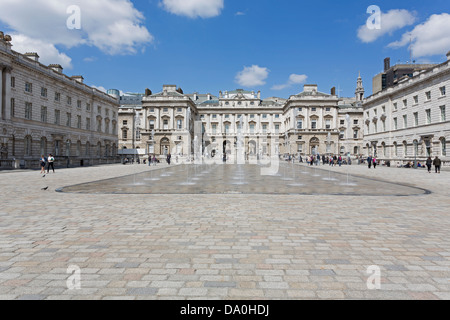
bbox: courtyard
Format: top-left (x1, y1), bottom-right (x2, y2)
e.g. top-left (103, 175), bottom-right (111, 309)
top-left (0, 162), bottom-right (449, 300)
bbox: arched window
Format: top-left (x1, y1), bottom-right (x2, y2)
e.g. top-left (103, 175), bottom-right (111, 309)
top-left (393, 142), bottom-right (398, 157)
top-left (65, 140), bottom-right (71, 157)
top-left (441, 138), bottom-right (447, 156)
top-left (24, 135), bottom-right (32, 156)
top-left (403, 141), bottom-right (408, 157)
top-left (76, 141), bottom-right (82, 157)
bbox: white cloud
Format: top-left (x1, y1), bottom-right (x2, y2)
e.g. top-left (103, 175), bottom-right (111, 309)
top-left (388, 13), bottom-right (450, 58)
top-left (272, 74), bottom-right (308, 91)
top-left (91, 85), bottom-right (107, 93)
top-left (235, 12), bottom-right (246, 16)
top-left (357, 9), bottom-right (416, 43)
top-left (11, 34), bottom-right (73, 69)
top-left (0, 0), bottom-right (153, 56)
top-left (160, 0), bottom-right (224, 19)
top-left (235, 65), bottom-right (269, 87)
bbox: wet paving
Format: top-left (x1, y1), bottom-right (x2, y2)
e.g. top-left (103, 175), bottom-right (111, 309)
top-left (58, 163), bottom-right (427, 196)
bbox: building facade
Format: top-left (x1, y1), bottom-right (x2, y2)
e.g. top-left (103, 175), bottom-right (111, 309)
top-left (363, 52), bottom-right (450, 165)
top-left (0, 32), bottom-right (120, 169)
top-left (120, 79), bottom-right (365, 162)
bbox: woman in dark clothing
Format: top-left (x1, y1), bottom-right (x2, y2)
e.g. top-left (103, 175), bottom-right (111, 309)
top-left (426, 157), bottom-right (433, 173)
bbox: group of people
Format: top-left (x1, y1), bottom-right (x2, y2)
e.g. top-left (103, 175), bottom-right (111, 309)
top-left (39, 154), bottom-right (55, 174)
top-left (296, 154), bottom-right (351, 167)
top-left (426, 156), bottom-right (442, 173)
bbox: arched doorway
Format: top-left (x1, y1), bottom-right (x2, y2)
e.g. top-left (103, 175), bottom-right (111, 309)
top-left (309, 137), bottom-right (319, 155)
top-left (160, 138), bottom-right (170, 156)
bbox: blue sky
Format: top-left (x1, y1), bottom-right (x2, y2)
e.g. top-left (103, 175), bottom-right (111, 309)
top-left (1, 0), bottom-right (449, 99)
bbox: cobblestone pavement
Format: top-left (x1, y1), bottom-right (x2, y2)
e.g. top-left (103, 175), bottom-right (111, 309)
top-left (0, 162), bottom-right (448, 300)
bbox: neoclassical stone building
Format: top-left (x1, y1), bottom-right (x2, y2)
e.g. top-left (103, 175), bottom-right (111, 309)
top-left (119, 79), bottom-right (365, 162)
top-left (363, 52), bottom-right (450, 165)
top-left (0, 32), bottom-right (120, 169)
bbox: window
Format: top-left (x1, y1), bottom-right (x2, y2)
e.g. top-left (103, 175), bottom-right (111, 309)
top-left (326, 107), bottom-right (331, 112)
top-left (163, 119), bottom-right (169, 130)
top-left (325, 119), bottom-right (331, 129)
top-left (55, 110), bottom-right (60, 125)
top-left (275, 114), bottom-right (280, 119)
top-left (225, 114), bottom-right (230, 119)
top-left (122, 130), bottom-right (128, 140)
top-left (224, 124), bottom-right (230, 134)
top-left (250, 115), bottom-right (255, 119)
top-left (177, 108), bottom-right (182, 112)
top-left (105, 121), bottom-right (109, 134)
top-left (403, 115), bottom-right (408, 128)
top-left (440, 106), bottom-right (446, 122)
top-left (86, 103), bottom-right (91, 111)
top-left (10, 98), bottom-right (15, 117)
top-left (163, 108), bottom-right (169, 113)
top-left (382, 120), bottom-right (386, 132)
top-left (86, 118), bottom-right (91, 131)
top-left (393, 103), bottom-right (398, 111)
top-left (442, 138), bottom-right (447, 156)
top-left (105, 109), bottom-right (109, 117)
top-left (382, 106), bottom-right (386, 113)
top-left (394, 143), bottom-right (398, 157)
top-left (11, 77), bottom-right (15, 88)
top-left (426, 109), bottom-right (431, 124)
top-left (97, 119), bottom-right (102, 132)
top-left (413, 96), bottom-right (419, 104)
top-left (149, 108), bottom-right (155, 113)
top-left (97, 106), bottom-right (102, 115)
top-left (262, 124), bottom-right (267, 134)
top-left (77, 100), bottom-right (82, 109)
top-left (41, 106), bottom-right (47, 123)
top-left (212, 124), bottom-right (217, 134)
top-left (212, 115), bottom-right (217, 119)
top-left (353, 130), bottom-right (359, 139)
top-left (24, 136), bottom-right (32, 156)
top-left (249, 124), bottom-right (255, 134)
top-left (393, 117), bottom-right (398, 130)
top-left (275, 124), bottom-right (280, 133)
top-left (298, 144), bottom-right (303, 153)
top-left (440, 86), bottom-right (446, 96)
top-left (262, 114), bottom-right (268, 119)
top-left (298, 135), bottom-right (303, 140)
top-left (149, 120), bottom-right (155, 130)
top-left (425, 91), bottom-right (431, 101)
top-left (77, 116), bottom-right (81, 129)
top-left (41, 87), bottom-right (47, 98)
top-left (297, 120), bottom-right (303, 130)
top-left (354, 119), bottom-right (358, 125)
top-left (340, 120), bottom-right (345, 125)
top-left (177, 119), bottom-right (183, 130)
top-left (298, 108), bottom-right (302, 112)
top-left (55, 92), bottom-right (61, 102)
top-left (25, 102), bottom-right (32, 120)
top-left (66, 113), bottom-right (72, 127)
top-left (414, 112), bottom-right (419, 126)
top-left (339, 130), bottom-right (345, 139)
top-left (67, 96), bottom-right (72, 106)
top-left (403, 99), bottom-right (407, 108)
top-left (311, 119), bottom-right (317, 129)
top-left (311, 107), bottom-right (317, 112)
top-left (25, 82), bottom-right (32, 93)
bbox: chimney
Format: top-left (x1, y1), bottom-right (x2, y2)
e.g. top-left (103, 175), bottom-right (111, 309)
top-left (257, 91), bottom-right (261, 100)
top-left (24, 52), bottom-right (39, 62)
top-left (447, 51), bottom-right (450, 61)
top-left (71, 75), bottom-right (84, 83)
top-left (384, 57), bottom-right (391, 71)
top-left (49, 64), bottom-right (63, 73)
top-left (145, 88), bottom-right (152, 96)
top-left (331, 87), bottom-right (336, 96)
top-left (207, 93), bottom-right (211, 101)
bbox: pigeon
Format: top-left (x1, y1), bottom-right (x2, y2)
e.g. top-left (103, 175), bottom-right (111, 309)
top-left (42, 175), bottom-right (46, 178)
top-left (41, 187), bottom-right (49, 191)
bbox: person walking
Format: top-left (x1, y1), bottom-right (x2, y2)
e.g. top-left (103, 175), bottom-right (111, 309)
top-left (167, 153), bottom-right (172, 165)
top-left (433, 156), bottom-right (441, 174)
top-left (153, 155), bottom-right (157, 166)
top-left (47, 154), bottom-right (55, 173)
top-left (367, 156), bottom-right (372, 169)
top-left (426, 157), bottom-right (433, 173)
top-left (373, 156), bottom-right (377, 169)
top-left (40, 155), bottom-right (46, 174)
